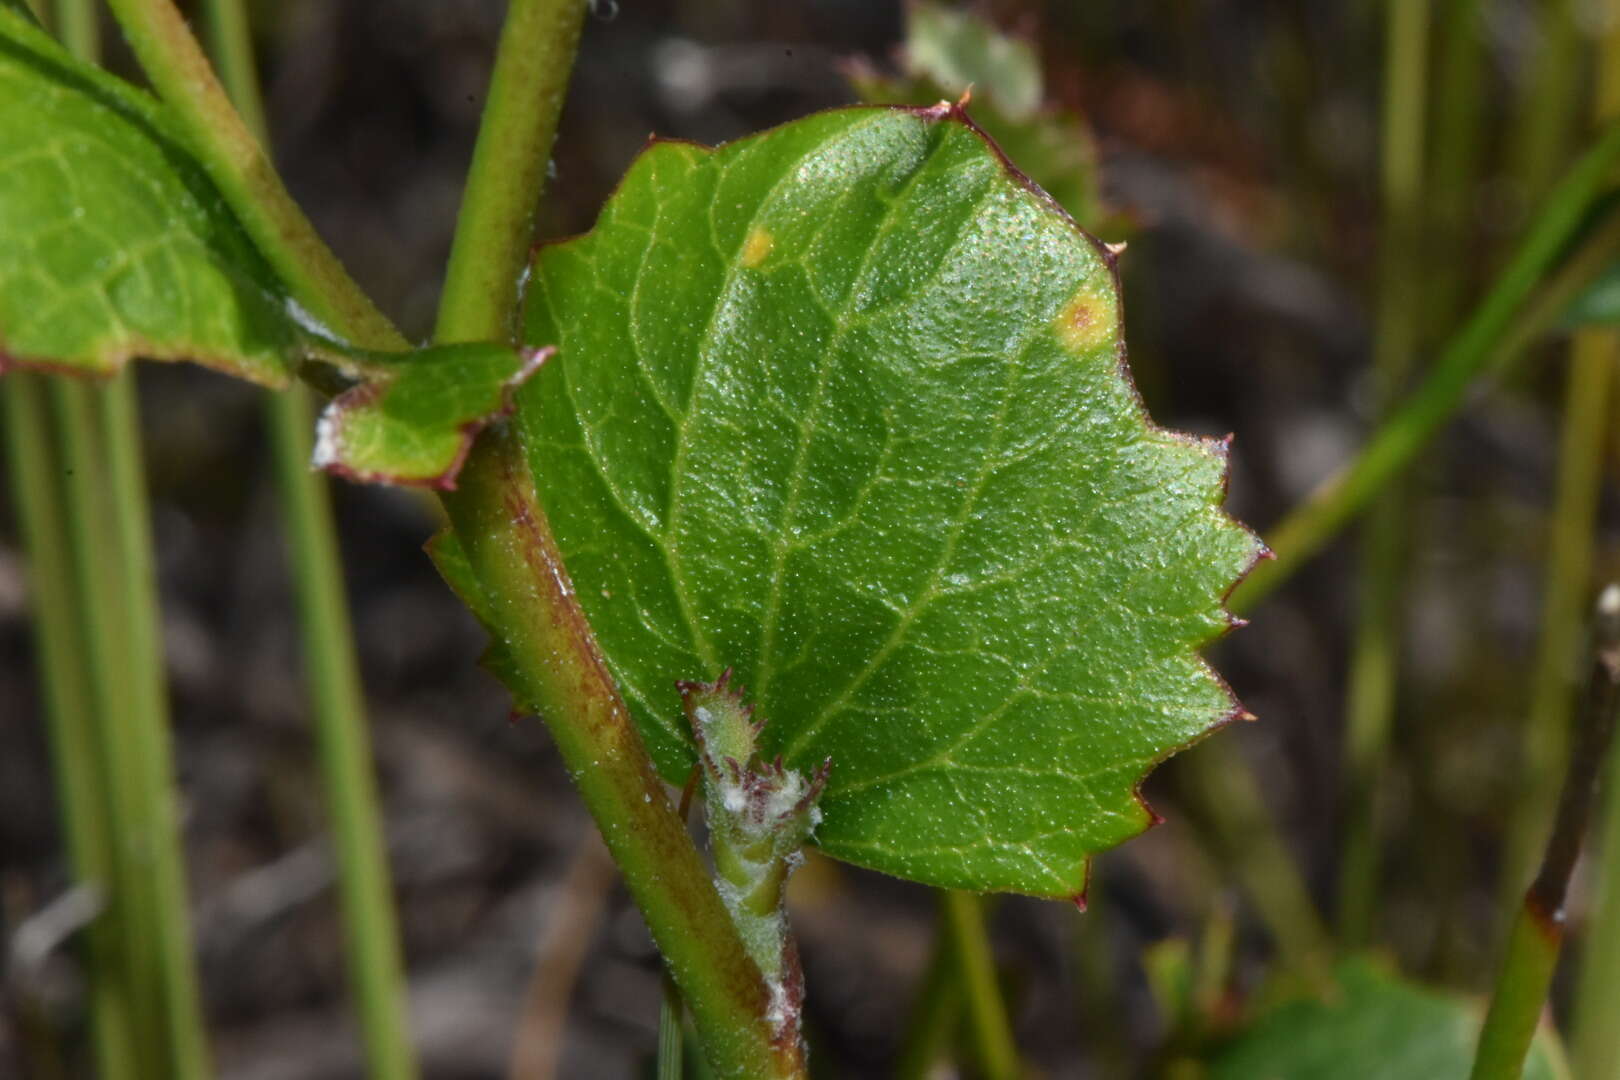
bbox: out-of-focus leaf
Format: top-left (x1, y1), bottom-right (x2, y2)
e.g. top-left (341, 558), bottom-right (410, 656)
top-left (1560, 259), bottom-right (1620, 327)
top-left (1210, 958), bottom-right (1569, 1080)
top-left (314, 344), bottom-right (548, 488)
top-left (903, 2), bottom-right (1041, 120)
top-left (514, 104), bottom-right (1259, 897)
top-left (847, 2), bottom-right (1111, 229)
top-left (0, 9), bottom-right (319, 385)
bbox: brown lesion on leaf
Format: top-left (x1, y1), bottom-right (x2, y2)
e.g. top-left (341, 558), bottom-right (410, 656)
top-left (741, 226), bottom-right (774, 269)
top-left (1052, 277), bottom-right (1118, 354)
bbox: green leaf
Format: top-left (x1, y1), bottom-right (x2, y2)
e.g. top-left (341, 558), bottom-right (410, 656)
top-left (515, 104), bottom-right (1260, 897)
top-left (0, 9), bottom-right (314, 385)
top-left (1210, 958), bottom-right (1569, 1080)
top-left (847, 3), bottom-right (1111, 228)
top-left (314, 343), bottom-right (548, 488)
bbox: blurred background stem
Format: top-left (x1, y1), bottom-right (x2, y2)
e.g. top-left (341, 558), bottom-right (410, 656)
top-left (1472, 587), bottom-right (1620, 1080)
top-left (1, 375), bottom-right (139, 1080)
top-left (201, 1), bottom-right (419, 1075)
top-left (1336, 0), bottom-right (1430, 949)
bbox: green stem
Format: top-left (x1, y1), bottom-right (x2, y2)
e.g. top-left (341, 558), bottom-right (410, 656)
top-left (201, 4), bottom-right (418, 1075)
top-left (95, 373), bottom-right (212, 1080)
top-left (658, 975), bottom-right (685, 1080)
top-left (1234, 122), bottom-right (1620, 612)
top-left (432, 0), bottom-right (585, 345)
top-left (428, 2), bottom-right (801, 1074)
top-left (1574, 712), bottom-right (1620, 1076)
top-left (1175, 737), bottom-right (1334, 985)
top-left (1471, 587), bottom-right (1620, 1080)
top-left (1337, 0), bottom-right (1431, 948)
top-left (893, 919), bottom-right (961, 1080)
top-left (1501, 0), bottom-right (1620, 910)
top-left (1424, 0), bottom-right (1489, 335)
top-left (46, 379), bottom-right (165, 1077)
top-left (1, 376), bottom-right (139, 1080)
top-left (271, 388), bottom-right (421, 1078)
top-left (442, 436), bottom-right (796, 1078)
top-left (940, 891), bottom-right (1020, 1080)
top-left (1563, 10), bottom-right (1620, 1073)
top-left (103, 0), bottom-right (403, 349)
top-left (96, 0), bottom-right (788, 1073)
top-left (1501, 334), bottom-right (1617, 897)
top-left (1507, 0), bottom-right (1584, 203)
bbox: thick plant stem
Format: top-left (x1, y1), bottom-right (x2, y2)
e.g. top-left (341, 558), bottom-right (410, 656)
top-left (1471, 587), bottom-right (1620, 1080)
top-left (1338, 0), bottom-right (1430, 948)
top-left (103, 0), bottom-right (403, 349)
top-left (442, 436), bottom-right (798, 1080)
top-left (433, 0), bottom-right (586, 345)
top-left (201, 3), bottom-right (418, 1075)
top-left (941, 891), bottom-right (1020, 1080)
top-left (98, 0), bottom-right (790, 1074)
top-left (429, 1), bottom-right (799, 1074)
top-left (1235, 122), bottom-right (1620, 612)
top-left (1, 377), bottom-right (139, 1080)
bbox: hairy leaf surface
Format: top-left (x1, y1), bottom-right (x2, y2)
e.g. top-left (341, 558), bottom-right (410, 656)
top-left (516, 104), bottom-right (1260, 896)
top-left (1211, 959), bottom-right (1568, 1080)
top-left (0, 10), bottom-right (307, 384)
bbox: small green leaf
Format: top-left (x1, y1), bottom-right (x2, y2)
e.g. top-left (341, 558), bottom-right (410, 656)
top-left (848, 3), bottom-right (1111, 228)
top-left (0, 9), bottom-right (315, 384)
top-left (314, 343), bottom-right (548, 488)
top-left (1210, 958), bottom-right (1569, 1080)
top-left (516, 104), bottom-right (1260, 897)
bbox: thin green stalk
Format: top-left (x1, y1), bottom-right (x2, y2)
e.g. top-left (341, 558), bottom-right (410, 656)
top-left (1235, 121), bottom-right (1620, 611)
top-left (1471, 587), bottom-right (1620, 1080)
top-left (45, 2), bottom-right (213, 1068)
top-left (45, 379), bottom-right (165, 1077)
top-left (1175, 737), bottom-right (1334, 986)
top-left (1574, 710), bottom-right (1620, 1076)
top-left (270, 389), bottom-right (420, 1078)
top-left (1337, 0), bottom-right (1431, 949)
top-left (1425, 0), bottom-right (1489, 334)
top-left (1507, 0), bottom-right (1584, 204)
top-left (940, 891), bottom-right (1020, 1080)
top-left (201, 4), bottom-right (418, 1075)
top-left (1, 376), bottom-right (138, 1080)
top-left (894, 919), bottom-right (961, 1080)
top-left (94, 374), bottom-right (212, 1080)
top-left (432, 0), bottom-right (585, 345)
top-left (103, 0), bottom-right (403, 349)
top-left (1501, 0), bottom-right (1620, 916)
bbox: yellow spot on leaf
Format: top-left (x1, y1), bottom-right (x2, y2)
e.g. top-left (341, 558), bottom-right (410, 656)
top-left (1053, 281), bottom-right (1117, 353)
top-left (742, 226), bottom-right (773, 268)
